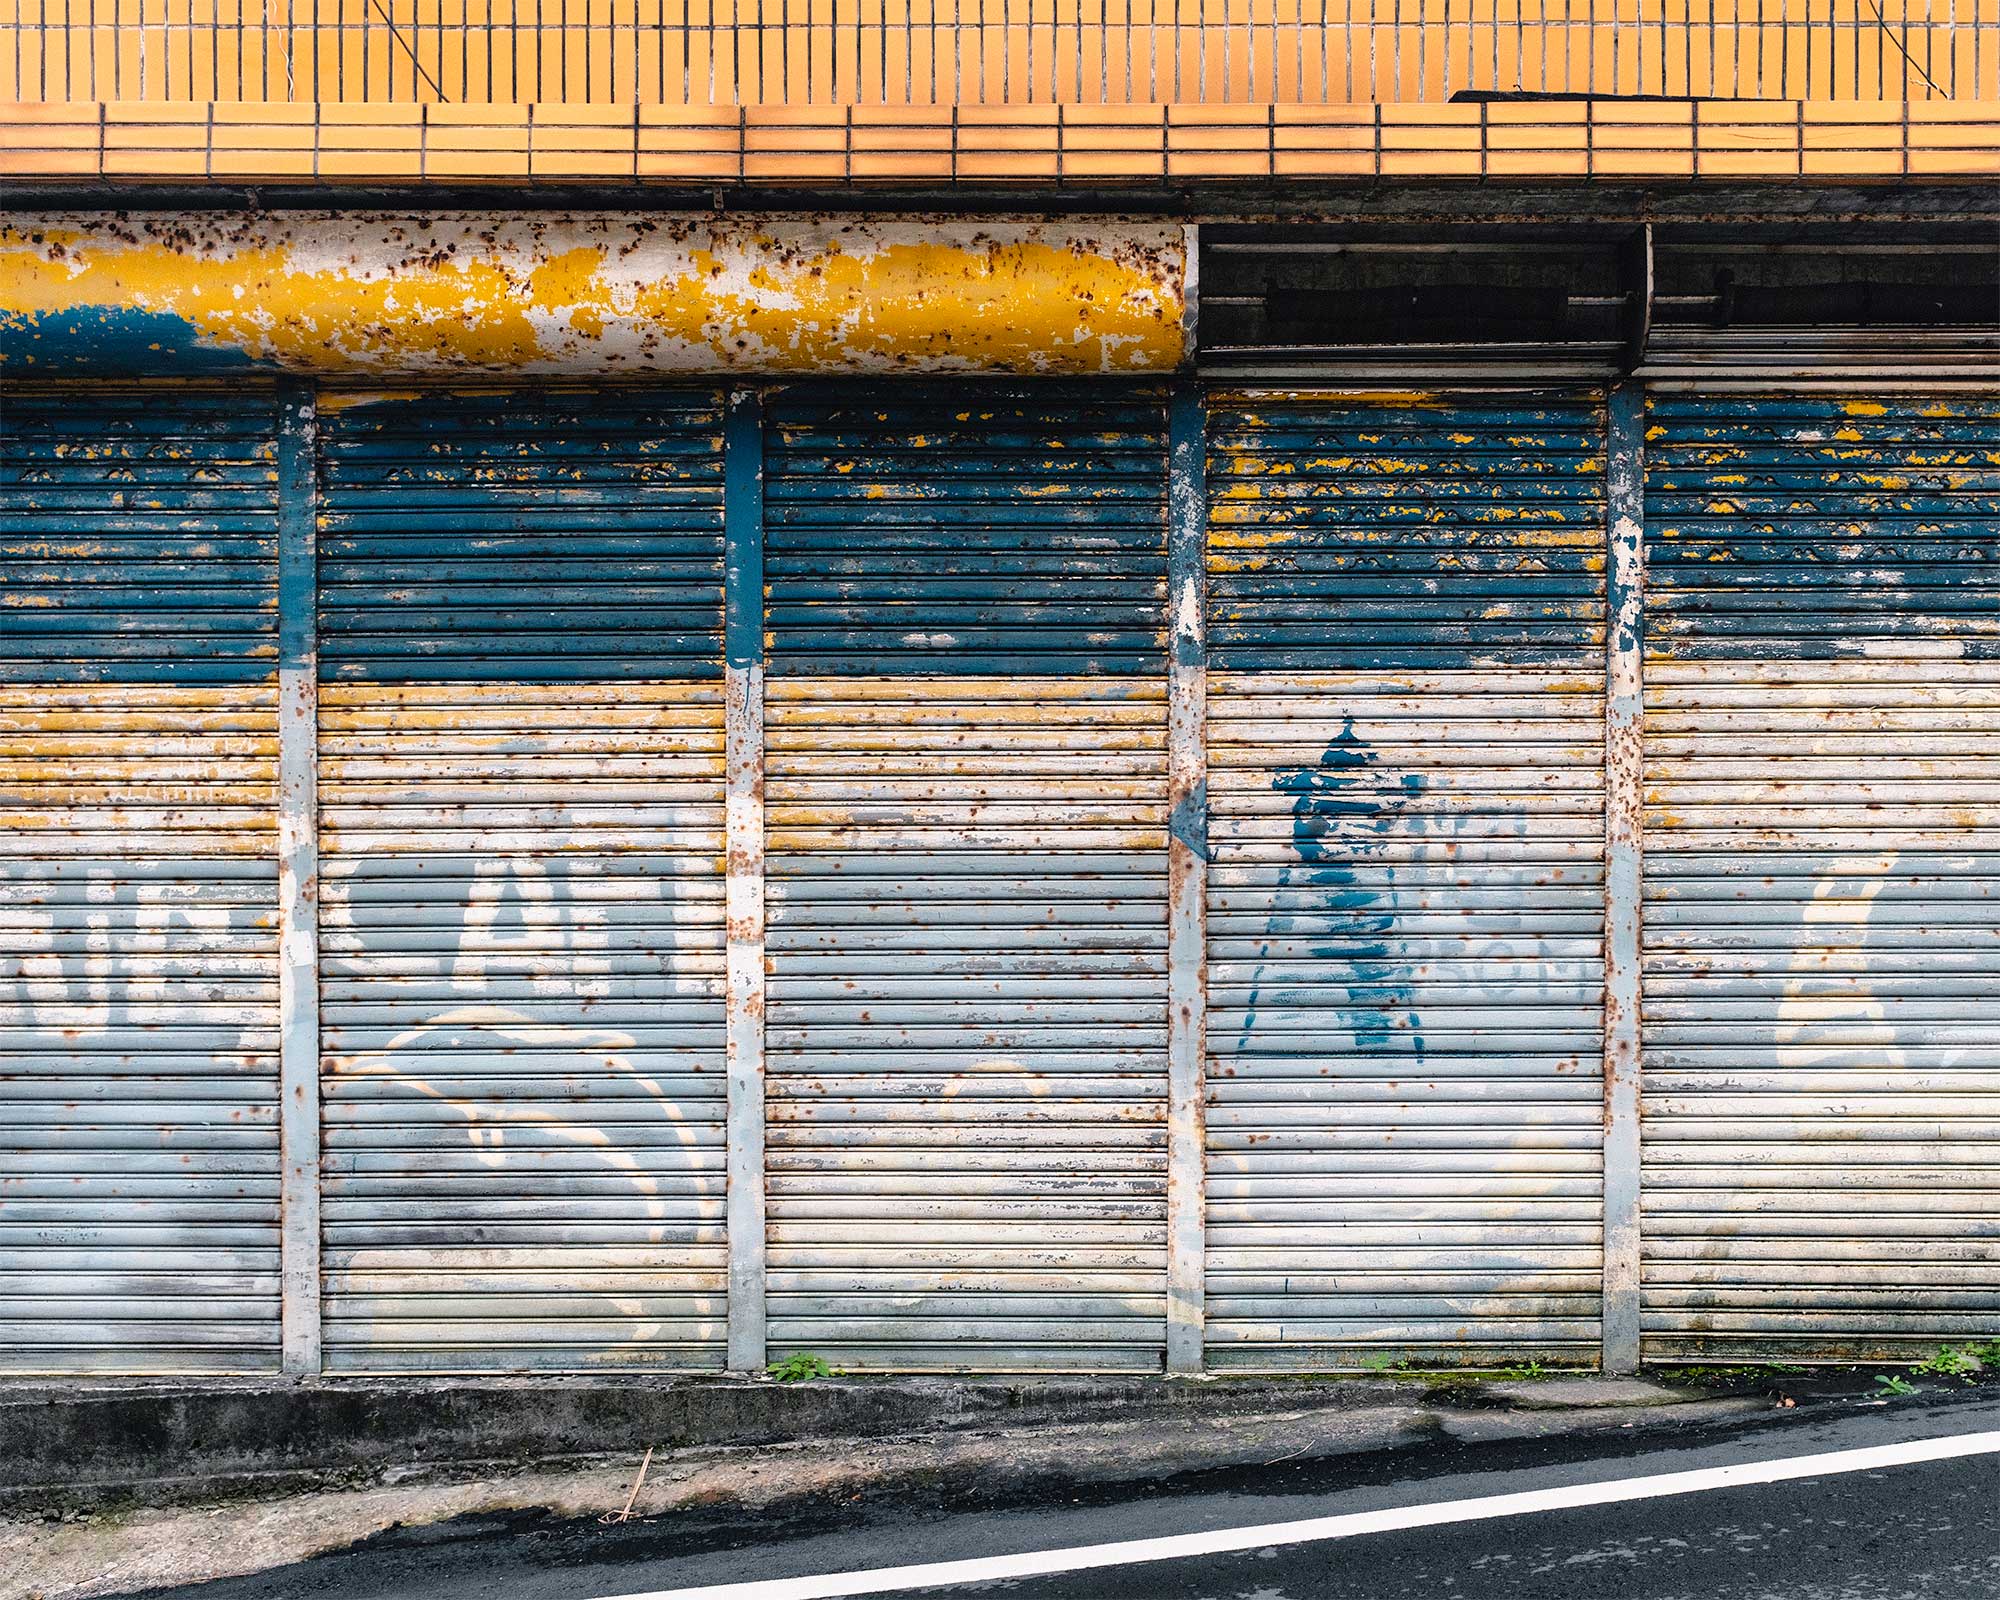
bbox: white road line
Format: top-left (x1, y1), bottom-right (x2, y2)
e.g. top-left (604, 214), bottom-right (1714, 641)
top-left (589, 1427), bottom-right (2000, 1600)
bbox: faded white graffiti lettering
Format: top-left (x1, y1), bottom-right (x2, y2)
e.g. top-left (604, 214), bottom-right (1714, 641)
top-left (1775, 851), bottom-right (1908, 1072)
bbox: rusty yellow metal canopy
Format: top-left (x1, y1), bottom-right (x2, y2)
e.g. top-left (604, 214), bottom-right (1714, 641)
top-left (0, 213), bottom-right (1189, 376)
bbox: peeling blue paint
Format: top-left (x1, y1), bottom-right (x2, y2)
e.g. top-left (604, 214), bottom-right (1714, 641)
top-left (317, 388), bottom-right (727, 683)
top-left (0, 389), bottom-right (280, 683)
top-left (1647, 394), bottom-right (2000, 660)
top-left (1206, 393), bottom-right (1607, 674)
top-left (0, 307), bottom-right (261, 373)
top-left (764, 385), bottom-right (1169, 678)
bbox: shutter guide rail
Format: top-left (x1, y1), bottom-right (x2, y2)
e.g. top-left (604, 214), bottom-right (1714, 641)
top-left (1602, 380), bottom-right (1645, 1377)
top-left (1166, 381), bottom-right (1208, 1376)
top-left (724, 387), bottom-right (769, 1375)
top-left (277, 380), bottom-right (322, 1380)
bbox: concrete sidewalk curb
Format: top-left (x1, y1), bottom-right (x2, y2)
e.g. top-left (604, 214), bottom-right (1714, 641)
top-left (2, 1377), bottom-right (1790, 1600)
top-left (0, 1373), bottom-right (1718, 1511)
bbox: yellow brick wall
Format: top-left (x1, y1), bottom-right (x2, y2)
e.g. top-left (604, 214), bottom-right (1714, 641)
top-left (3, 1), bottom-right (1998, 107)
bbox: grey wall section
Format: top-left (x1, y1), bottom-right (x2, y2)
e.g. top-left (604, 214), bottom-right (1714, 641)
top-left (1642, 393), bottom-right (2000, 1362)
top-left (1202, 390), bottom-right (1609, 1367)
top-left (313, 389), bottom-right (730, 1372)
top-left (760, 387), bottom-right (1173, 1371)
top-left (0, 390), bottom-right (283, 1374)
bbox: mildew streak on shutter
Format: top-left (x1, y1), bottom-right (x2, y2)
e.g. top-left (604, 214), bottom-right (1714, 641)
top-left (763, 384), bottom-right (1172, 1372)
top-left (1205, 389), bottom-right (1609, 1368)
top-left (315, 388), bottom-right (729, 1373)
top-left (0, 388), bottom-right (284, 1374)
top-left (1642, 393), bottom-right (2000, 1361)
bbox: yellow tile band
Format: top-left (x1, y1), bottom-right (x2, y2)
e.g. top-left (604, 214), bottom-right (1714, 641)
top-left (3, 99), bottom-right (1999, 185)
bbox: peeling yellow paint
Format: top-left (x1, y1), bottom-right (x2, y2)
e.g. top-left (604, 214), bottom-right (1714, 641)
top-left (1, 213), bottom-right (1188, 376)
top-left (1209, 526), bottom-right (1297, 549)
top-left (315, 390), bottom-right (427, 412)
top-left (1842, 400), bottom-right (1889, 417)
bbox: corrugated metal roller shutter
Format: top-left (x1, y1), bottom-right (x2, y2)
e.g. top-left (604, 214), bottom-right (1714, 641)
top-left (1205, 389), bottom-right (1608, 1367)
top-left (763, 385), bottom-right (1171, 1371)
top-left (317, 388), bottom-right (729, 1372)
top-left (0, 389), bottom-right (283, 1374)
top-left (1643, 392), bottom-right (2000, 1361)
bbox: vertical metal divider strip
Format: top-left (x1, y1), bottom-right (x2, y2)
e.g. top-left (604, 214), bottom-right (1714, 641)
top-left (1602, 380), bottom-right (1647, 1376)
top-left (724, 387), bottom-right (769, 1373)
top-left (1166, 381), bottom-right (1209, 1376)
top-left (277, 381), bottom-right (322, 1379)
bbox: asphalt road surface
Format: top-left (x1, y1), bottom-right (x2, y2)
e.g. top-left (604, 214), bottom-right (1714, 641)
top-left (130, 1388), bottom-right (2000, 1600)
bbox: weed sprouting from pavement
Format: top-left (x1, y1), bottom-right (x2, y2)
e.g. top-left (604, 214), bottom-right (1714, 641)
top-left (1650, 1364), bottom-right (1808, 1387)
top-left (767, 1352), bottom-right (837, 1383)
top-left (1908, 1342), bottom-right (1999, 1383)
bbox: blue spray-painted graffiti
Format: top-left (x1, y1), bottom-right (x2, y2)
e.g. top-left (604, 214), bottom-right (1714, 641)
top-left (1241, 718), bottom-right (1428, 1060)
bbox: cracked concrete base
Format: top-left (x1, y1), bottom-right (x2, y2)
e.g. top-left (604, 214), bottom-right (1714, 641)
top-left (1, 1381), bottom-right (1765, 1600)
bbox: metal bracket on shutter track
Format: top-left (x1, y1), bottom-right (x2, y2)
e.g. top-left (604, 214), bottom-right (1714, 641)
top-left (1165, 382), bottom-right (1208, 1376)
top-left (1179, 223), bottom-right (1201, 370)
top-left (276, 381), bottom-right (322, 1380)
top-left (724, 388), bottom-right (769, 1375)
top-left (1601, 381), bottom-right (1646, 1377)
top-left (1621, 225), bottom-right (1655, 374)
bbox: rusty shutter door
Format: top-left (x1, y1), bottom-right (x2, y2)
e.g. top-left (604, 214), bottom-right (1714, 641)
top-left (0, 389), bottom-right (283, 1374)
top-left (762, 385), bottom-right (1171, 1371)
top-left (1643, 392), bottom-right (2000, 1361)
top-left (1205, 389), bottom-right (1609, 1368)
top-left (316, 389), bottom-right (729, 1373)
